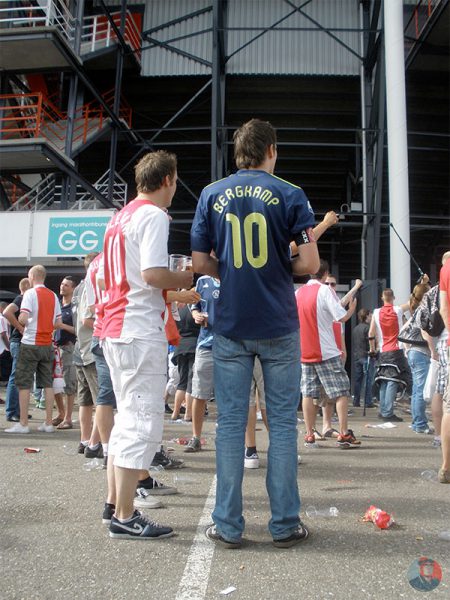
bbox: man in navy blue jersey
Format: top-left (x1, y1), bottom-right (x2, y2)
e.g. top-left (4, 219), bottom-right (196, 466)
top-left (191, 119), bottom-right (320, 548)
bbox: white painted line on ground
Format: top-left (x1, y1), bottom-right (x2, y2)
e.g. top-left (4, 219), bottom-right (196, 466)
top-left (175, 475), bottom-right (217, 600)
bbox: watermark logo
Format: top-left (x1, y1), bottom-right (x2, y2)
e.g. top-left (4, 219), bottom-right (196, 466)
top-left (407, 557), bottom-right (442, 592)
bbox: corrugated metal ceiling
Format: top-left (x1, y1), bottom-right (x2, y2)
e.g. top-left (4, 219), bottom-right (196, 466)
top-left (140, 0), bottom-right (361, 77)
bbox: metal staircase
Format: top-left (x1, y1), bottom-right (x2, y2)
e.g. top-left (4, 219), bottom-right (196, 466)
top-left (0, 90), bottom-right (132, 156)
top-left (7, 170), bottom-right (127, 211)
top-left (0, 1), bottom-right (141, 63)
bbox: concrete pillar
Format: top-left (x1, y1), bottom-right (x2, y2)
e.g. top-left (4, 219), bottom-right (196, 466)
top-left (384, 0), bottom-right (411, 303)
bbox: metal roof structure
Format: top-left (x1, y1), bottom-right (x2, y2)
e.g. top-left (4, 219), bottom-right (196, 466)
top-left (1, 0), bottom-right (449, 289)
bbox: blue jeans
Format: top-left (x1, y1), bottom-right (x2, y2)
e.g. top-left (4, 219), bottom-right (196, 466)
top-left (91, 337), bottom-right (116, 408)
top-left (379, 380), bottom-right (398, 417)
top-left (5, 340), bottom-right (20, 419)
top-left (212, 331), bottom-right (301, 542)
top-left (407, 349), bottom-right (429, 431)
top-left (353, 357), bottom-right (367, 406)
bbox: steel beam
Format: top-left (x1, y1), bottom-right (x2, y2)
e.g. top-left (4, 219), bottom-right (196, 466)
top-left (211, 0), bottom-right (227, 182)
top-left (142, 6), bottom-right (213, 36)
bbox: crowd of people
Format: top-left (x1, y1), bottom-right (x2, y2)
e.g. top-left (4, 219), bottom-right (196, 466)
top-left (1, 119), bottom-right (449, 548)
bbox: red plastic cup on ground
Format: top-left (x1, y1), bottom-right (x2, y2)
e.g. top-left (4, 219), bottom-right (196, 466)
top-left (363, 505), bottom-right (394, 529)
top-left (24, 447), bottom-right (40, 453)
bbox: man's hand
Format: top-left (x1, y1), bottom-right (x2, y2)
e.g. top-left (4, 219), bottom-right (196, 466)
top-left (322, 211), bottom-right (339, 228)
top-left (171, 289), bottom-right (201, 304)
top-left (175, 271), bottom-right (194, 290)
top-left (192, 310), bottom-right (207, 326)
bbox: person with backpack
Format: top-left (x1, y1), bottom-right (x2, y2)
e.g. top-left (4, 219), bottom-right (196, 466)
top-left (399, 282), bottom-right (434, 433)
top-left (419, 267), bottom-right (447, 447)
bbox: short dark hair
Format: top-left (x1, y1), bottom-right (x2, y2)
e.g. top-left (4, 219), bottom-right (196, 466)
top-left (63, 275), bottom-right (77, 288)
top-left (358, 308), bottom-right (369, 323)
top-left (135, 151), bottom-right (177, 193)
top-left (233, 119), bottom-right (277, 169)
top-left (311, 259), bottom-right (329, 280)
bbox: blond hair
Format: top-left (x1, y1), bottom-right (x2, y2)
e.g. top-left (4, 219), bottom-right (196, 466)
top-left (29, 265), bottom-right (46, 283)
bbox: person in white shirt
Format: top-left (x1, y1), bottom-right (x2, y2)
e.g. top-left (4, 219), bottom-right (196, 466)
top-left (102, 151), bottom-right (193, 540)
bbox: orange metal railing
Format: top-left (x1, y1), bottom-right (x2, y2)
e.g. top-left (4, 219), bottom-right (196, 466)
top-left (80, 11), bottom-right (142, 61)
top-left (0, 91), bottom-right (132, 148)
top-left (404, 0), bottom-right (443, 45)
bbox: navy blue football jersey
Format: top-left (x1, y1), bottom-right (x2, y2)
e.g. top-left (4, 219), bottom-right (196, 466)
top-left (191, 169), bottom-right (315, 339)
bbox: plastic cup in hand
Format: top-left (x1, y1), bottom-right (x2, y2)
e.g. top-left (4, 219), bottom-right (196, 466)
top-left (169, 254), bottom-right (189, 272)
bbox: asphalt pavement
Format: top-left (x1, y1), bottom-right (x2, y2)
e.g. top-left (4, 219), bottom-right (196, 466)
top-left (0, 388), bottom-right (449, 600)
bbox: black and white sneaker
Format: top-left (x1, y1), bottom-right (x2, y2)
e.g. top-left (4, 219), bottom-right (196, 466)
top-left (272, 522), bottom-right (310, 548)
top-left (151, 447), bottom-right (184, 470)
top-left (137, 476), bottom-right (178, 495)
top-left (109, 510), bottom-right (174, 540)
top-left (85, 444), bottom-right (104, 459)
top-left (205, 524), bottom-right (242, 549)
top-left (102, 503), bottom-right (115, 525)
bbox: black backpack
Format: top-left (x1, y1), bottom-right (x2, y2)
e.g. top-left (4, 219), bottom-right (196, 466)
top-left (419, 285), bottom-right (445, 337)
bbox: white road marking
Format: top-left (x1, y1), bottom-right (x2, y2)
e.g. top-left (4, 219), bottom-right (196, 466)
top-left (175, 475), bottom-right (217, 600)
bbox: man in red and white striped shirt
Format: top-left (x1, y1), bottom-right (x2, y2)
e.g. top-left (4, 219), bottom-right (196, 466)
top-left (5, 265), bottom-right (61, 434)
top-left (296, 260), bottom-right (360, 449)
top-left (102, 151), bottom-right (193, 540)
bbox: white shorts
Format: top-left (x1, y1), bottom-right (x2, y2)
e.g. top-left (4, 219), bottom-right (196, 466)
top-left (103, 338), bottom-right (167, 470)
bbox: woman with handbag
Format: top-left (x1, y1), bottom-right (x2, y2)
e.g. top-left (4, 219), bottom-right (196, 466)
top-left (399, 283), bottom-right (434, 433)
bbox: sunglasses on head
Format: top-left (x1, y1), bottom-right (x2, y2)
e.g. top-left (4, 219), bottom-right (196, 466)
top-left (325, 282), bottom-right (336, 287)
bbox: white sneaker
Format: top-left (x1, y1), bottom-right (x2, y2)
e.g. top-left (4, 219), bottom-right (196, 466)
top-left (5, 423), bottom-right (30, 434)
top-left (37, 423), bottom-right (55, 433)
top-left (134, 488), bottom-right (163, 509)
top-left (244, 452), bottom-right (260, 469)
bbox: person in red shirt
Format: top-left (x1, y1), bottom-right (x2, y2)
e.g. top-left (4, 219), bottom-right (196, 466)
top-left (296, 260), bottom-right (360, 448)
top-left (5, 265), bottom-right (61, 434)
top-left (438, 250), bottom-right (450, 484)
top-left (368, 289), bottom-right (408, 421)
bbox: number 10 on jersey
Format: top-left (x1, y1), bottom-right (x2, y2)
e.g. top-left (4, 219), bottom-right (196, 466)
top-left (226, 212), bottom-right (268, 269)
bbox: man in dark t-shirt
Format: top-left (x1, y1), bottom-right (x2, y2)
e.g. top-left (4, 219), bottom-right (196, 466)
top-left (191, 119), bottom-right (320, 549)
top-left (53, 276), bottom-right (77, 428)
top-left (3, 278), bottom-right (31, 421)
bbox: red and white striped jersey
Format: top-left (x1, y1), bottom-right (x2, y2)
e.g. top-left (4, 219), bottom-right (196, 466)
top-left (373, 304), bottom-right (403, 352)
top-left (85, 252), bottom-right (107, 339)
top-left (101, 198), bottom-right (169, 341)
top-left (296, 280), bottom-right (347, 363)
top-left (21, 285), bottom-right (61, 346)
